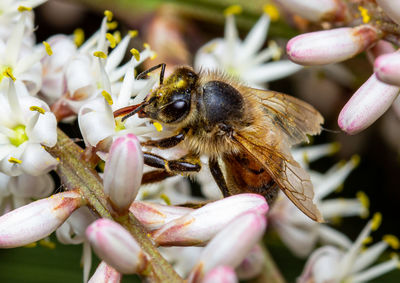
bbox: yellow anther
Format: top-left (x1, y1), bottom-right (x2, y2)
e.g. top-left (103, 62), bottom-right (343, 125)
top-left (24, 242), bottom-right (37, 248)
top-left (268, 40), bottom-right (282, 61)
top-left (129, 30), bottom-right (138, 38)
top-left (203, 42), bottom-right (218, 53)
top-left (362, 236), bottom-right (373, 245)
top-left (150, 52), bottom-right (158, 60)
top-left (335, 184), bottom-right (344, 193)
top-left (302, 152), bottom-right (309, 164)
top-left (106, 33), bottom-right (117, 48)
top-left (73, 28), bottom-right (85, 47)
top-left (106, 21), bottom-right (118, 30)
top-left (263, 4), bottom-right (280, 22)
top-left (113, 31), bottom-right (121, 44)
top-left (101, 90), bottom-right (113, 105)
top-left (358, 6), bottom-right (370, 24)
top-left (3, 67), bottom-right (16, 81)
top-left (356, 191), bottom-right (370, 209)
top-left (130, 48), bottom-right (141, 61)
top-left (153, 122), bottom-right (163, 132)
top-left (93, 51), bottom-right (107, 59)
top-left (329, 142), bottom-right (341, 155)
top-left (224, 5), bottom-right (242, 16)
top-left (18, 6), bottom-right (32, 12)
top-left (29, 106), bottom-right (45, 114)
top-left (42, 41), bottom-right (53, 56)
top-left (371, 212), bottom-right (382, 231)
top-left (104, 10), bottom-right (113, 21)
top-left (8, 157), bottom-right (22, 164)
top-left (351, 154), bottom-right (361, 167)
top-left (143, 43), bottom-right (150, 49)
top-left (39, 239), bottom-right (56, 249)
top-left (160, 194), bottom-right (171, 205)
top-left (383, 235), bottom-right (400, 249)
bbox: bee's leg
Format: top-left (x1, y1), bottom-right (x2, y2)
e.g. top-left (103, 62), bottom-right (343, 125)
top-left (142, 130), bottom-right (186, 149)
top-left (141, 170), bottom-right (175, 185)
top-left (144, 152), bottom-right (201, 173)
top-left (209, 158), bottom-right (230, 197)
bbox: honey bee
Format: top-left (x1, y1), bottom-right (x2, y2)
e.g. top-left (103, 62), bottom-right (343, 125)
top-left (115, 64), bottom-right (324, 222)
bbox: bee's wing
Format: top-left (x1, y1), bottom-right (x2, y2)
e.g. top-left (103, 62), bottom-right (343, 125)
top-left (249, 88), bottom-right (324, 146)
top-left (233, 88), bottom-right (324, 222)
top-left (234, 130), bottom-right (323, 222)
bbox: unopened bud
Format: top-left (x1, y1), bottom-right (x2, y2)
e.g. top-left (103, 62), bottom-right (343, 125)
top-left (88, 261), bottom-right (122, 283)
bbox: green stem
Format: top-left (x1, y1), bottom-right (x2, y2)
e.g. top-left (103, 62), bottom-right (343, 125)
top-left (47, 128), bottom-right (183, 283)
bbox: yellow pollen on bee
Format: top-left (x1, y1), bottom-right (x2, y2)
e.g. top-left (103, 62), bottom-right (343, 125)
top-left (8, 157), bottom-right (22, 164)
top-left (175, 79), bottom-right (186, 89)
top-left (3, 67), bottom-right (16, 81)
top-left (371, 212), bottom-right (382, 231)
top-left (73, 28), bottom-right (85, 47)
top-left (93, 51), bottom-right (107, 59)
top-left (160, 194), bottom-right (171, 205)
top-left (106, 33), bottom-right (117, 48)
top-left (101, 90), bottom-right (113, 105)
top-left (224, 5), bottom-right (242, 16)
top-left (18, 6), bottom-right (32, 12)
top-left (113, 31), bottom-right (121, 44)
top-left (263, 4), bottom-right (280, 22)
top-left (42, 41), bottom-right (53, 56)
top-left (130, 48), bottom-right (141, 61)
top-left (358, 6), bottom-right (370, 24)
top-left (29, 106), bottom-right (45, 114)
top-left (106, 21), bottom-right (118, 30)
top-left (104, 10), bottom-right (113, 21)
top-left (153, 122), bottom-right (163, 132)
top-left (383, 235), bottom-right (400, 249)
top-left (129, 30), bottom-right (138, 38)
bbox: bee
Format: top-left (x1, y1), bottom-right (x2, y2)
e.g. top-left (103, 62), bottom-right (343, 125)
top-left (115, 64), bottom-right (324, 222)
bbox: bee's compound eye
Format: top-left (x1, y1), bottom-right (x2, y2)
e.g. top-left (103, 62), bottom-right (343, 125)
top-left (162, 99), bottom-right (190, 122)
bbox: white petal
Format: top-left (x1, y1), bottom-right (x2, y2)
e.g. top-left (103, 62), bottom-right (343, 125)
top-left (26, 111), bottom-right (57, 147)
top-left (242, 60), bottom-right (302, 84)
top-left (240, 14), bottom-right (270, 61)
top-left (20, 143), bottom-right (59, 176)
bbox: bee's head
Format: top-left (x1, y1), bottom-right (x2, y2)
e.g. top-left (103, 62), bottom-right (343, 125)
top-left (140, 67), bottom-right (198, 124)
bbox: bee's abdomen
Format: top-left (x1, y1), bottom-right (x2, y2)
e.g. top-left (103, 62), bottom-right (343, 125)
top-left (202, 81), bottom-right (244, 125)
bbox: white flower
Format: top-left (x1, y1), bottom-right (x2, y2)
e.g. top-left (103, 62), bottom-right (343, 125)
top-left (0, 172), bottom-right (54, 215)
top-left (0, 79), bottom-right (58, 176)
top-left (269, 143), bottom-right (368, 257)
top-left (194, 7), bottom-right (302, 88)
top-left (298, 214), bottom-right (400, 283)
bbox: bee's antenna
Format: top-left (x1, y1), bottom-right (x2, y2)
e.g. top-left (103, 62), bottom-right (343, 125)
top-left (120, 96), bottom-right (156, 122)
top-left (137, 63), bottom-right (166, 85)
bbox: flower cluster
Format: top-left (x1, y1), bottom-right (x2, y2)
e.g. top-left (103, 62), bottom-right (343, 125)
top-left (276, 0), bottom-right (400, 135)
top-left (0, 1), bottom-right (398, 283)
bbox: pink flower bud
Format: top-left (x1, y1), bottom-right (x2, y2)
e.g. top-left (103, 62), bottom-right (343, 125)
top-left (276, 0), bottom-right (344, 22)
top-left (235, 244), bottom-right (265, 280)
top-left (151, 194), bottom-right (268, 246)
top-left (88, 261), bottom-right (122, 283)
top-left (338, 74), bottom-right (400, 134)
top-left (376, 0), bottom-right (400, 26)
top-left (201, 266), bottom-right (238, 283)
top-left (374, 51), bottom-right (400, 86)
top-left (0, 191), bottom-right (83, 248)
top-left (130, 201), bottom-right (194, 231)
top-left (86, 218), bottom-right (149, 274)
top-left (188, 212), bottom-right (267, 283)
top-left (103, 134), bottom-right (143, 211)
top-left (287, 25), bottom-right (379, 66)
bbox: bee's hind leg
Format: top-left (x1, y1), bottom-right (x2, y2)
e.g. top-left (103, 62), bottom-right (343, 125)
top-left (209, 158), bottom-right (230, 197)
top-left (143, 152), bottom-right (201, 174)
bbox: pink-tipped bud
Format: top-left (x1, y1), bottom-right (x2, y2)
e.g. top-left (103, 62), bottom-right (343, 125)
top-left (88, 261), bottom-right (122, 283)
top-left (103, 134), bottom-right (143, 211)
top-left (287, 25), bottom-right (379, 66)
top-left (201, 266), bottom-right (238, 283)
top-left (376, 0), bottom-right (400, 26)
top-left (374, 51), bottom-right (400, 86)
top-left (86, 218), bottom-right (149, 274)
top-left (338, 74), bottom-right (400, 134)
top-left (236, 244), bottom-right (265, 280)
top-left (188, 212), bottom-right (267, 283)
top-left (151, 194), bottom-right (268, 246)
top-left (0, 191), bottom-right (83, 248)
top-left (276, 0), bottom-right (344, 22)
top-left (130, 201), bottom-right (194, 231)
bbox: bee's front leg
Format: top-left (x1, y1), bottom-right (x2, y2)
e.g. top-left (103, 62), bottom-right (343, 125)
top-left (209, 159), bottom-right (230, 198)
top-left (143, 152), bottom-right (201, 173)
top-left (141, 129), bottom-right (187, 149)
